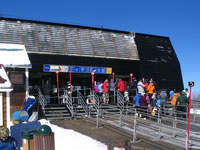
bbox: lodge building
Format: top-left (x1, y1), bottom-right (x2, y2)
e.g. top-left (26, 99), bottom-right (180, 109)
top-left (0, 17), bottom-right (183, 125)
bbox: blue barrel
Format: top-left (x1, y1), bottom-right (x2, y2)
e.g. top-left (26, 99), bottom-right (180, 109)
top-left (12, 110), bottom-right (29, 122)
top-left (23, 96), bottom-right (36, 116)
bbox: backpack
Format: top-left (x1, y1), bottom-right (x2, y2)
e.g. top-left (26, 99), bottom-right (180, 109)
top-left (146, 95), bottom-right (150, 104)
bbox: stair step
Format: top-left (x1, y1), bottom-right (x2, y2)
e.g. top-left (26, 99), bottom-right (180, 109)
top-left (45, 113), bottom-right (71, 117)
top-left (45, 110), bottom-right (69, 113)
top-left (75, 114), bottom-right (88, 118)
top-left (45, 107), bottom-right (66, 110)
top-left (46, 104), bottom-right (65, 107)
top-left (46, 116), bottom-right (72, 120)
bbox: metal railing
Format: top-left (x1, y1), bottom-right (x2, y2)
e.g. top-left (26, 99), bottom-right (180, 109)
top-left (63, 91), bottom-right (74, 117)
top-left (117, 91), bottom-right (125, 112)
top-left (37, 88), bottom-right (48, 114)
top-left (95, 104), bottom-right (200, 149)
top-left (191, 101), bottom-right (200, 123)
top-left (77, 91), bottom-right (88, 115)
top-left (90, 91), bottom-right (100, 110)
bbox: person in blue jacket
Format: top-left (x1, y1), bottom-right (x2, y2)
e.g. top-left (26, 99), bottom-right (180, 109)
top-left (134, 93), bottom-right (141, 107)
top-left (134, 93), bottom-right (141, 117)
top-left (0, 127), bottom-right (18, 150)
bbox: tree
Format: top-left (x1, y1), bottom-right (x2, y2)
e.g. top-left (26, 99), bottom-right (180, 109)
top-left (192, 91), bottom-right (200, 102)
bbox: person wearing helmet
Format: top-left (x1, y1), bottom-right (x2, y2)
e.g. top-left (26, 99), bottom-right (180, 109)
top-left (0, 127), bottom-right (18, 150)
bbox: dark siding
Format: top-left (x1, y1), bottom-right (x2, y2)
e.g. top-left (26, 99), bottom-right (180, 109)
top-left (135, 33), bottom-right (183, 91)
top-left (28, 53), bottom-right (140, 78)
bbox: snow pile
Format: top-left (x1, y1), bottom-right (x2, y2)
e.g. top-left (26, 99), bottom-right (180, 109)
top-left (39, 119), bottom-right (107, 150)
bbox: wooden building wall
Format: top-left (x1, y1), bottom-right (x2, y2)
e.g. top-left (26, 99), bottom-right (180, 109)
top-left (6, 68), bottom-right (26, 117)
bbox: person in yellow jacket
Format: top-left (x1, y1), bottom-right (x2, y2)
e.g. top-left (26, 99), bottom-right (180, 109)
top-left (171, 89), bottom-right (179, 117)
top-left (147, 82), bottom-right (155, 94)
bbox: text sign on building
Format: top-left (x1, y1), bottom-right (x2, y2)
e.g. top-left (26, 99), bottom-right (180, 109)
top-left (43, 65), bottom-right (69, 72)
top-left (43, 64), bottom-right (112, 74)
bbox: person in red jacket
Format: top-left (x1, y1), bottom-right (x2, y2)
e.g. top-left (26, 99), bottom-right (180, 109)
top-left (117, 79), bottom-right (125, 96)
top-left (101, 79), bottom-right (109, 104)
top-left (144, 79), bottom-right (149, 91)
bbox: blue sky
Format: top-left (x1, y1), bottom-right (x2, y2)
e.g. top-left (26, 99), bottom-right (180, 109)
top-left (0, 0), bottom-right (199, 93)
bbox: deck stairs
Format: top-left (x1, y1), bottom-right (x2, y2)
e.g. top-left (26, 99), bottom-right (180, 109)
top-left (44, 104), bottom-right (72, 120)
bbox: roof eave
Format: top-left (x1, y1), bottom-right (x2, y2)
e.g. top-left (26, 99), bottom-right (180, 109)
top-left (0, 87), bottom-right (13, 92)
top-left (4, 64), bottom-right (32, 69)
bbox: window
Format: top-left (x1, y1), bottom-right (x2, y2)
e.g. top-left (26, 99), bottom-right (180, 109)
top-left (9, 73), bottom-right (24, 85)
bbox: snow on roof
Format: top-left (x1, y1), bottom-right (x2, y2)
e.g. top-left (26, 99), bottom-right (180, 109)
top-left (0, 64), bottom-right (13, 92)
top-left (0, 43), bottom-right (32, 68)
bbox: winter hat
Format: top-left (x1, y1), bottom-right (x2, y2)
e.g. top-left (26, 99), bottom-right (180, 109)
top-left (0, 127), bottom-right (9, 138)
top-left (169, 90), bottom-right (174, 96)
top-left (182, 90), bottom-right (186, 94)
top-left (156, 99), bottom-right (161, 105)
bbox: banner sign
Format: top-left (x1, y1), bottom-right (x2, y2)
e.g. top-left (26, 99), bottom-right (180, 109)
top-left (43, 64), bottom-right (112, 74)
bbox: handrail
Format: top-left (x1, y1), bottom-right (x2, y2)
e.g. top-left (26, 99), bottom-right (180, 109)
top-left (63, 91), bottom-right (74, 117)
top-left (117, 91), bottom-right (124, 112)
top-left (91, 91), bottom-right (100, 110)
top-left (37, 88), bottom-right (48, 113)
top-left (77, 91), bottom-right (88, 115)
top-left (97, 105), bottom-right (200, 149)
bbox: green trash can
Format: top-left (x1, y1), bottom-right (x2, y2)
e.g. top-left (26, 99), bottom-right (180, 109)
top-left (22, 130), bottom-right (37, 150)
top-left (33, 125), bottom-right (55, 150)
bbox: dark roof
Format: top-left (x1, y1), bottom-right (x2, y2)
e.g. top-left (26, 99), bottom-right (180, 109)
top-left (0, 17), bottom-right (139, 60)
top-left (0, 17), bottom-right (130, 34)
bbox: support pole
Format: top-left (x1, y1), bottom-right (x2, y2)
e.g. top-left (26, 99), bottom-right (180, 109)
top-left (56, 71), bottom-right (59, 98)
top-left (173, 116), bottom-right (177, 137)
top-left (69, 71), bottom-right (72, 104)
top-left (112, 72), bottom-right (115, 81)
top-left (25, 68), bottom-right (29, 99)
top-left (130, 73), bottom-right (133, 83)
top-left (6, 92), bottom-right (11, 129)
top-left (133, 109), bottom-right (137, 142)
top-left (96, 109), bottom-right (99, 128)
top-left (91, 72), bottom-right (94, 92)
top-left (187, 86), bottom-right (192, 150)
top-left (119, 110), bottom-right (122, 127)
top-left (91, 72), bottom-right (95, 102)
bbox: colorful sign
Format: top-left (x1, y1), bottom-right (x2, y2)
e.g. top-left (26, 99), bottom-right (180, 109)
top-left (43, 64), bottom-right (112, 74)
top-left (44, 65), bottom-right (69, 72)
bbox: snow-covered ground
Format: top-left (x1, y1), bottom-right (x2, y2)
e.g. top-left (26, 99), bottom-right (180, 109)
top-left (39, 119), bottom-right (107, 150)
top-left (15, 119), bottom-right (124, 150)
top-left (190, 108), bottom-right (200, 114)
